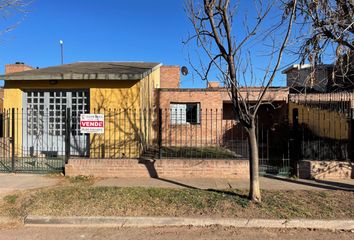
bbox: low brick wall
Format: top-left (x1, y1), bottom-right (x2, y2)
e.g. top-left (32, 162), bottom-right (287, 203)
top-left (65, 158), bottom-right (249, 179)
top-left (299, 160), bottom-right (353, 179)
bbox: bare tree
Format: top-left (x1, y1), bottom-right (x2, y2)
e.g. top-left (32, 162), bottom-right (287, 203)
top-left (0, 0), bottom-right (29, 38)
top-left (185, 0), bottom-right (297, 202)
top-left (286, 0), bottom-right (354, 91)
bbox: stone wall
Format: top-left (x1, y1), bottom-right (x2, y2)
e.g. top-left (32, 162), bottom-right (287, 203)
top-left (65, 158), bottom-right (249, 179)
top-left (299, 160), bottom-right (353, 179)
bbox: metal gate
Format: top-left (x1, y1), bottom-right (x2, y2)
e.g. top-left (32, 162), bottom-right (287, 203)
top-left (23, 90), bottom-right (89, 158)
top-left (0, 89), bottom-right (90, 173)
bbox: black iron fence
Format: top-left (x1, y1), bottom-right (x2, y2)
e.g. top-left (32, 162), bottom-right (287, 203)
top-left (289, 93), bottom-right (353, 162)
top-left (0, 109), bottom-right (65, 173)
top-left (159, 107), bottom-right (291, 175)
top-left (0, 108), bottom-right (155, 173)
top-left (2, 97), bottom-right (352, 175)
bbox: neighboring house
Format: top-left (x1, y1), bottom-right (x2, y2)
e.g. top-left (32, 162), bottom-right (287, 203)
top-left (282, 64), bottom-right (333, 93)
top-left (156, 79), bottom-right (290, 159)
top-left (1, 62), bottom-right (177, 158)
top-left (283, 57), bottom-right (354, 93)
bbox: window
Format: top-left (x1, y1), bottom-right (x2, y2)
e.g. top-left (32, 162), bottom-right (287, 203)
top-left (170, 103), bottom-right (200, 124)
top-left (222, 102), bottom-right (237, 120)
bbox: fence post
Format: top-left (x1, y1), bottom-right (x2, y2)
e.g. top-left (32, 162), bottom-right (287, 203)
top-left (290, 108), bottom-right (300, 177)
top-left (350, 107), bottom-right (354, 163)
top-left (11, 108), bottom-right (15, 172)
top-left (65, 108), bottom-right (71, 164)
top-left (158, 108), bottom-right (162, 159)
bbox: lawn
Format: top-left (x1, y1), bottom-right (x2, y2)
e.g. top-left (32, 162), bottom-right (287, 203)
top-left (160, 146), bottom-right (241, 158)
top-left (0, 178), bottom-right (353, 220)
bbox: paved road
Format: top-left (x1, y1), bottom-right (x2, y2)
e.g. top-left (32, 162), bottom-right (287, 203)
top-left (0, 225), bottom-right (352, 240)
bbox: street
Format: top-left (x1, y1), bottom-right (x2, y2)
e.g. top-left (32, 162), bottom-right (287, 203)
top-left (0, 225), bottom-right (353, 240)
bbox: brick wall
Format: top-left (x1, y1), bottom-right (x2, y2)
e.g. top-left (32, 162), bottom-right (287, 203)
top-left (158, 88), bottom-right (289, 110)
top-left (160, 66), bottom-right (180, 88)
top-left (156, 88), bottom-right (288, 152)
top-left (299, 160), bottom-right (353, 179)
top-left (65, 158), bottom-right (249, 179)
top-left (5, 63), bottom-right (34, 74)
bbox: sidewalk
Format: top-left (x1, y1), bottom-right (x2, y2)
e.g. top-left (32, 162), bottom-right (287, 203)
top-left (94, 176), bottom-right (354, 191)
top-left (0, 173), bottom-right (353, 195)
top-left (0, 173), bottom-right (60, 197)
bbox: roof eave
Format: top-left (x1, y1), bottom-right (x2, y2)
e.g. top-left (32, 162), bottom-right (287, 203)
top-left (2, 73), bottom-right (150, 81)
top-left (1, 62), bottom-right (163, 81)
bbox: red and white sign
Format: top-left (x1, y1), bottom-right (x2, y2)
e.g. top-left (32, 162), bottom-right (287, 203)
top-left (80, 114), bottom-right (104, 134)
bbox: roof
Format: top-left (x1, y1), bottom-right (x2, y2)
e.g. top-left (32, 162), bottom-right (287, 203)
top-left (1, 62), bottom-right (162, 81)
top-left (282, 64), bottom-right (333, 74)
top-left (158, 86), bottom-right (289, 92)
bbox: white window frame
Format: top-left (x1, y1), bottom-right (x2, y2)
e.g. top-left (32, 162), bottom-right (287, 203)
top-left (170, 103), bottom-right (200, 125)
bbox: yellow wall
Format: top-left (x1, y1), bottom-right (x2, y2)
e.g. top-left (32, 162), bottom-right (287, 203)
top-left (139, 68), bottom-right (160, 149)
top-left (289, 102), bottom-right (349, 140)
top-left (89, 68), bottom-right (160, 158)
top-left (89, 81), bottom-right (141, 158)
top-left (3, 89), bottom-right (23, 156)
top-left (3, 67), bottom-right (161, 158)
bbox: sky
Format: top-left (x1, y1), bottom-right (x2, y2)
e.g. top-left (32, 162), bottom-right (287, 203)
top-left (0, 0), bottom-right (300, 88)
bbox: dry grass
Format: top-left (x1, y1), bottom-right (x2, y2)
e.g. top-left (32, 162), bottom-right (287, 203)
top-left (0, 180), bottom-right (353, 220)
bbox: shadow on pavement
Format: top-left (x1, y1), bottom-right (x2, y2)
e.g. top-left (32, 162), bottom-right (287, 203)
top-left (138, 157), bottom-right (249, 199)
top-left (264, 174), bottom-right (354, 192)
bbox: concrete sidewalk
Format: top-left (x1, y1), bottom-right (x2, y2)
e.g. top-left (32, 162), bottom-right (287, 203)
top-left (0, 174), bottom-right (60, 197)
top-left (94, 176), bottom-right (354, 191)
top-left (0, 173), bottom-right (353, 197)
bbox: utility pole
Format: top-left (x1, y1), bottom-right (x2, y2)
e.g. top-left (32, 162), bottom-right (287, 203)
top-left (59, 40), bottom-right (64, 65)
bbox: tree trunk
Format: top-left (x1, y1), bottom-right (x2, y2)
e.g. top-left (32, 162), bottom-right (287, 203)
top-left (248, 122), bottom-right (261, 202)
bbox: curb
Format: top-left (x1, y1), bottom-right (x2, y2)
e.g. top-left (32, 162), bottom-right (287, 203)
top-left (24, 216), bottom-right (354, 230)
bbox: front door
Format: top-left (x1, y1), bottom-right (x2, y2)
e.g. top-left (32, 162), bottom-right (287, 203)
top-left (23, 90), bottom-right (89, 157)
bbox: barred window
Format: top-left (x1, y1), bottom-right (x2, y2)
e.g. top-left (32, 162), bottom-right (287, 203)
top-left (170, 103), bottom-right (200, 124)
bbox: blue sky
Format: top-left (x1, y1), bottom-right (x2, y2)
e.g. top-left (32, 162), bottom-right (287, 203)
top-left (0, 0), bottom-right (299, 87)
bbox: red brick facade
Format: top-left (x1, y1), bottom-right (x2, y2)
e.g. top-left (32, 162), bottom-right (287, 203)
top-left (160, 66), bottom-right (180, 88)
top-left (156, 88), bottom-right (289, 148)
top-left (5, 63), bottom-right (34, 74)
top-left (65, 158), bottom-right (249, 179)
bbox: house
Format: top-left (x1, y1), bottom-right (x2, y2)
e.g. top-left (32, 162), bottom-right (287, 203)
top-left (0, 61), bottom-right (291, 177)
top-left (282, 64), bottom-right (334, 93)
top-left (156, 80), bottom-right (290, 160)
top-left (283, 56), bottom-right (354, 93)
top-left (1, 62), bottom-right (180, 159)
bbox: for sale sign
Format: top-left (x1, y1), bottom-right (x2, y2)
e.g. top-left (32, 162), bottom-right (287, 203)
top-left (80, 114), bottom-right (104, 134)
